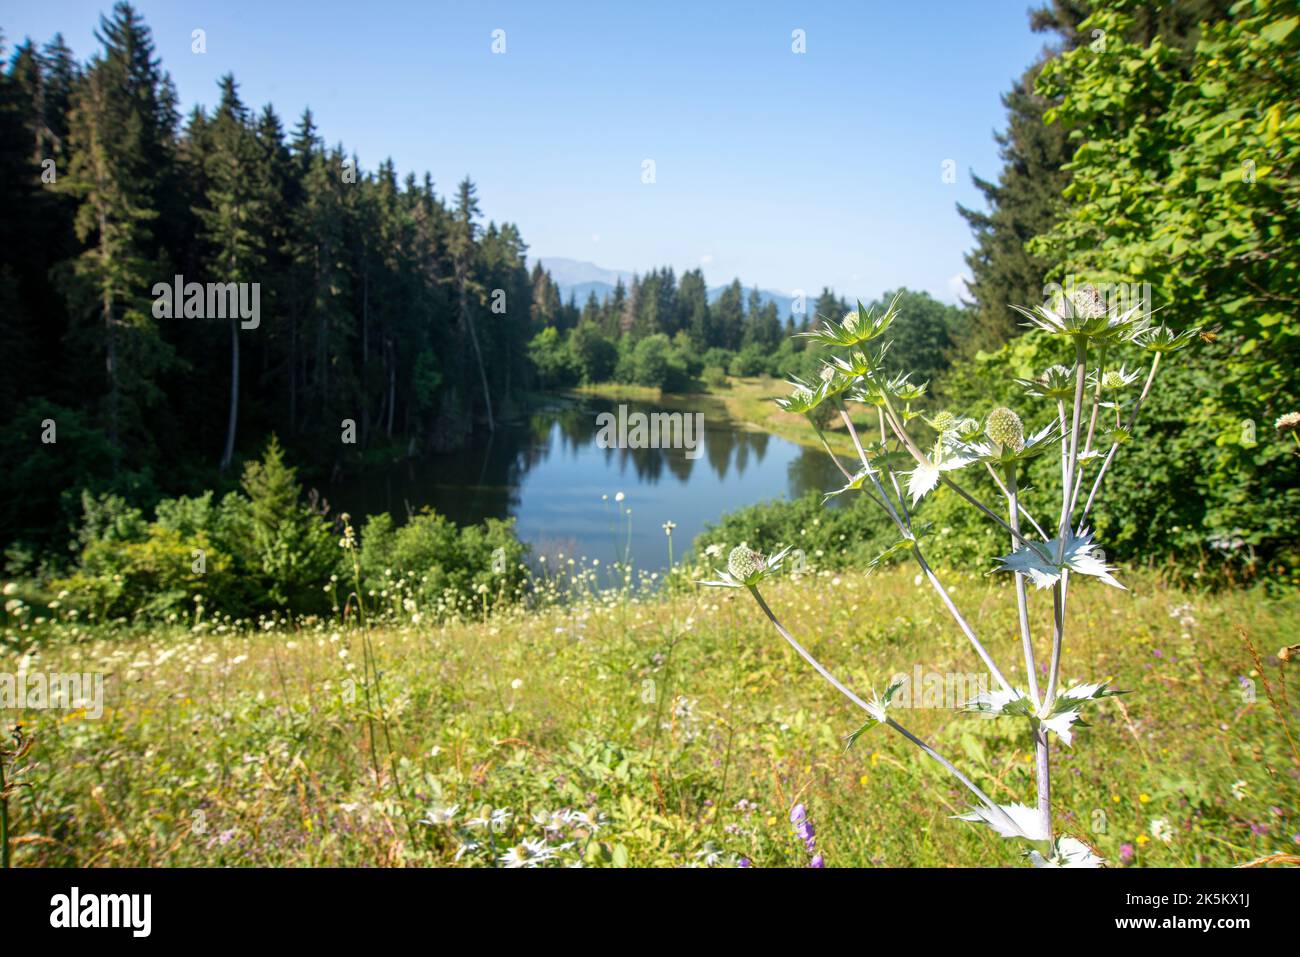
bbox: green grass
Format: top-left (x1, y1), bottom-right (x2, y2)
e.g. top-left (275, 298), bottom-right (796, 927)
top-left (4, 565), bottom-right (1297, 867)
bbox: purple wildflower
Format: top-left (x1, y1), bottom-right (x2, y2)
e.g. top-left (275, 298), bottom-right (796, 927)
top-left (809, 853), bottom-right (825, 868)
top-left (1119, 842), bottom-right (1135, 862)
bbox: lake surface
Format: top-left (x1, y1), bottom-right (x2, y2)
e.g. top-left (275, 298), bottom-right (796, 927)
top-left (328, 393), bottom-right (843, 571)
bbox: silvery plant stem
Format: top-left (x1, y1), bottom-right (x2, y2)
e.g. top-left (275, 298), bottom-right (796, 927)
top-left (1059, 340), bottom-right (1088, 554)
top-left (879, 407), bottom-right (912, 526)
top-left (1078, 353), bottom-right (1161, 531)
top-left (835, 402), bottom-right (1014, 696)
top-left (1069, 345), bottom-right (1109, 516)
top-left (984, 463), bottom-right (1051, 542)
top-left (811, 420), bottom-right (856, 483)
top-left (837, 402), bottom-right (906, 530)
top-left (1003, 467), bottom-right (1040, 708)
top-left (1034, 726), bottom-right (1052, 845)
top-left (941, 475), bottom-right (1039, 552)
top-left (910, 545), bottom-right (1015, 696)
top-left (748, 585), bottom-right (1016, 833)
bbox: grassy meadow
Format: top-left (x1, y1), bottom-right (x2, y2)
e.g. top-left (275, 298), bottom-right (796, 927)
top-left (5, 562), bottom-right (1297, 868)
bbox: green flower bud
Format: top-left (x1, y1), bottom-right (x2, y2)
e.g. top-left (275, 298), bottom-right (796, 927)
top-left (930, 410), bottom-right (957, 433)
top-left (986, 407), bottom-right (1025, 451)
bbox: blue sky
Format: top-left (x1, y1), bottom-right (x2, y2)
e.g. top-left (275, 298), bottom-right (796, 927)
top-left (3, 1), bottom-right (1052, 303)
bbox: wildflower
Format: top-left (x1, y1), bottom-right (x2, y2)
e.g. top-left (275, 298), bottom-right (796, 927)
top-left (926, 410), bottom-right (957, 433)
top-left (499, 839), bottom-right (553, 868)
top-left (1230, 780), bottom-right (1248, 801)
top-left (510, 678), bottom-right (523, 690)
top-left (1012, 285), bottom-right (1149, 341)
top-left (697, 544), bottom-right (794, 589)
top-left (662, 521), bottom-right (676, 535)
top-left (1275, 411), bottom-right (1300, 434)
top-left (985, 407), bottom-right (1025, 452)
top-left (1099, 365), bottom-right (1142, 390)
top-left (729, 546), bottom-right (765, 582)
top-left (614, 491), bottom-right (625, 503)
top-left (1119, 842), bottom-right (1135, 862)
top-left (1137, 323), bottom-right (1199, 353)
top-left (1017, 364), bottom-right (1075, 400)
top-left (809, 853), bottom-right (825, 868)
top-left (1150, 818), bottom-right (1173, 843)
top-left (798, 296), bottom-right (898, 347)
top-left (1138, 793), bottom-right (1150, 804)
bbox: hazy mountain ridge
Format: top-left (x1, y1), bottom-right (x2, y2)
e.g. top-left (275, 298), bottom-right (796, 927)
top-left (536, 257), bottom-right (806, 319)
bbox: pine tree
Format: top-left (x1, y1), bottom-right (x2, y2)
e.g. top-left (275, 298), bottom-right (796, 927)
top-left (449, 177), bottom-right (494, 431)
top-left (57, 3), bottom-right (176, 459)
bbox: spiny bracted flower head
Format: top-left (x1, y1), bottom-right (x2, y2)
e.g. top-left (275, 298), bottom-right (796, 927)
top-left (1276, 411), bottom-right (1300, 434)
top-left (985, 407), bottom-right (1025, 452)
top-left (775, 376), bottom-right (822, 415)
top-left (1137, 323), bottom-right (1199, 353)
top-left (1016, 364), bottom-right (1076, 401)
top-left (927, 410), bottom-right (957, 433)
top-left (1099, 365), bottom-right (1142, 390)
top-left (829, 343), bottom-right (888, 378)
top-left (728, 545), bottom-right (765, 582)
top-left (1011, 288), bottom-right (1149, 343)
top-left (696, 543), bottom-right (795, 589)
top-left (798, 296), bottom-right (900, 347)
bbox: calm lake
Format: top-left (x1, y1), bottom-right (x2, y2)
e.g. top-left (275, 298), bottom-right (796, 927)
top-left (328, 393), bottom-right (843, 571)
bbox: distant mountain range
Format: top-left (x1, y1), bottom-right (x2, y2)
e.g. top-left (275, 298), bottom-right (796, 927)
top-left (536, 257), bottom-right (807, 320)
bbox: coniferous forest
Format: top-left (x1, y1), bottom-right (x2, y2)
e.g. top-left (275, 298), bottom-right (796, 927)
top-left (2, 5), bottom-right (973, 564)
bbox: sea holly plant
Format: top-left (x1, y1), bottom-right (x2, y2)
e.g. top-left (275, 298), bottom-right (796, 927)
top-left (703, 286), bottom-right (1197, 867)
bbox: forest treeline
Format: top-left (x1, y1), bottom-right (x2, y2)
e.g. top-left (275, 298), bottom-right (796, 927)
top-left (1, 4), bottom-right (975, 561)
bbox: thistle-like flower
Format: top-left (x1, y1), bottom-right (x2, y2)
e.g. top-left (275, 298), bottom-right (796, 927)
top-left (696, 544), bottom-right (795, 589)
top-left (985, 407), bottom-right (1025, 452)
top-left (728, 545), bottom-right (764, 582)
top-left (1137, 323), bottom-right (1199, 353)
top-left (798, 296), bottom-right (900, 347)
top-left (1010, 286), bottom-right (1148, 342)
top-left (1274, 411), bottom-right (1300, 434)
top-left (1016, 364), bottom-right (1076, 401)
top-left (927, 410), bottom-right (958, 433)
top-left (1097, 365), bottom-right (1142, 390)
top-left (775, 377), bottom-right (822, 415)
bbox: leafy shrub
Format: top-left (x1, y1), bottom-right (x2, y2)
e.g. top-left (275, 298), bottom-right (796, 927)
top-left (358, 509), bottom-right (528, 618)
top-left (701, 366), bottom-right (729, 389)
